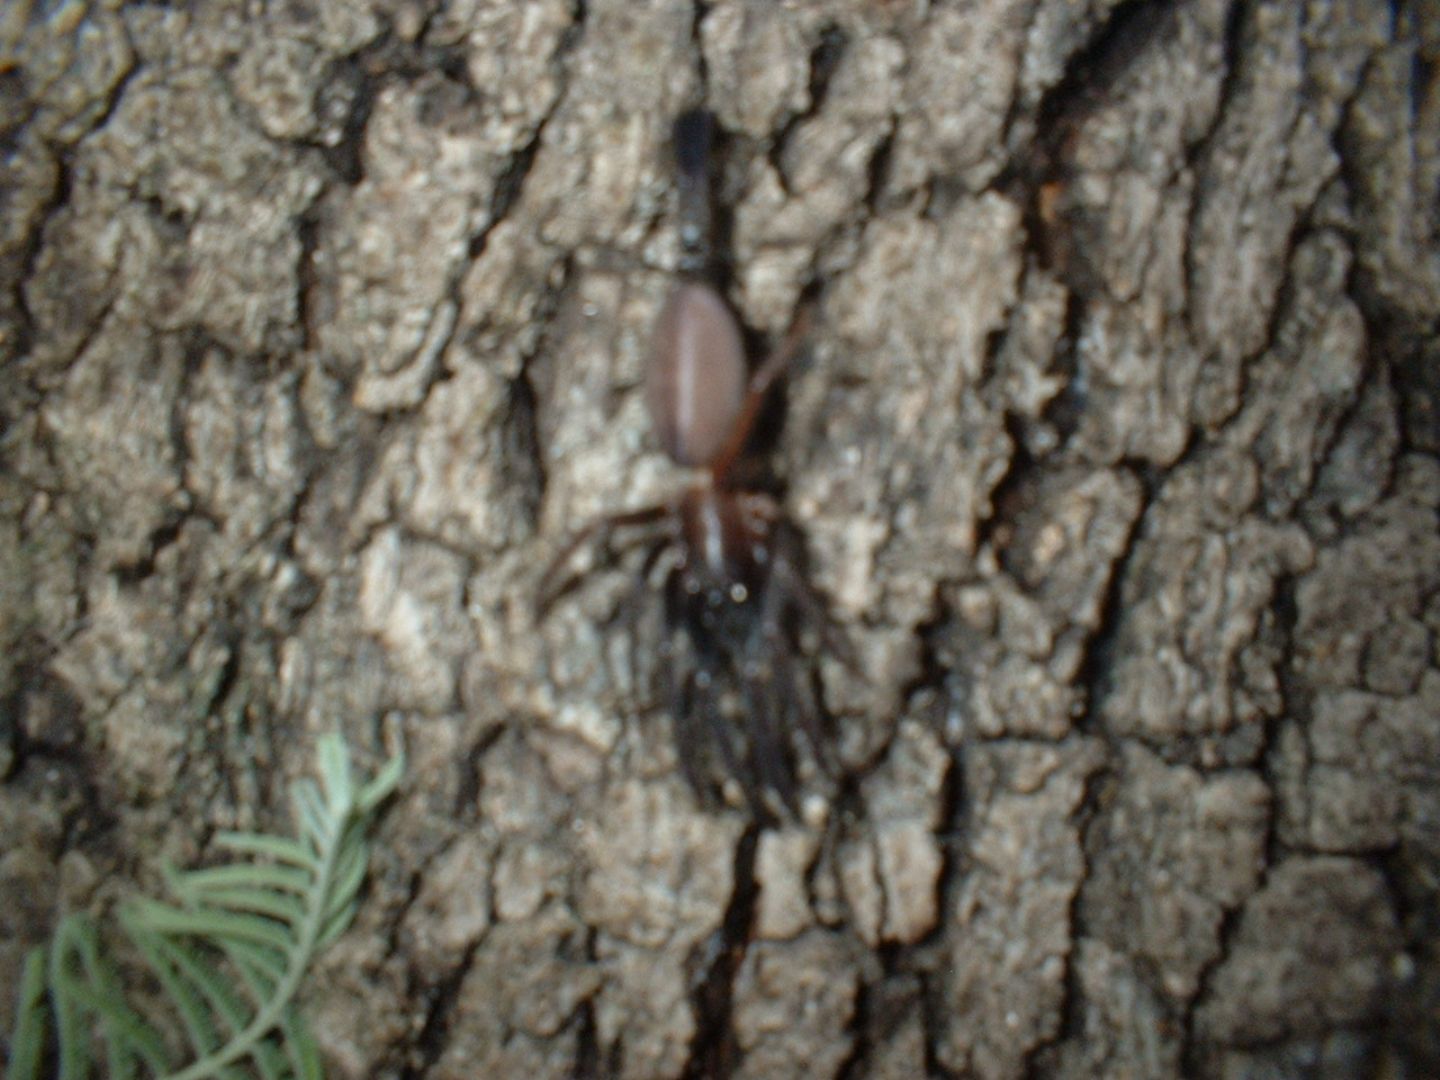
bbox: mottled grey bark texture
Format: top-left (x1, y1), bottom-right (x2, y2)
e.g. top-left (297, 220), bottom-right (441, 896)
top-left (1, 0), bottom-right (1436, 1077)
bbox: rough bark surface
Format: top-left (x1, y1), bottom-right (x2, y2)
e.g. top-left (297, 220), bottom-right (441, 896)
top-left (2, 0), bottom-right (1436, 1077)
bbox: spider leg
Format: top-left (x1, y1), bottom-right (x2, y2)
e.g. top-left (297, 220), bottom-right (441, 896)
top-left (743, 653), bottom-right (800, 818)
top-left (710, 304), bottom-right (813, 487)
top-left (664, 564), bottom-right (720, 803)
top-left (637, 530), bottom-right (678, 585)
top-left (673, 670), bottom-right (711, 800)
top-left (537, 503), bottom-right (670, 615)
top-left (743, 576), bottom-right (812, 812)
top-left (789, 653), bottom-right (836, 781)
top-left (686, 626), bottom-right (759, 811)
top-left (685, 666), bottom-right (756, 812)
top-left (616, 536), bottom-right (677, 702)
top-left (698, 663), bottom-right (759, 811)
top-left (751, 538), bottom-right (839, 798)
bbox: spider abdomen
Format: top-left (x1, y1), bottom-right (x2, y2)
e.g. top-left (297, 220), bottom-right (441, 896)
top-left (646, 282), bottom-right (748, 468)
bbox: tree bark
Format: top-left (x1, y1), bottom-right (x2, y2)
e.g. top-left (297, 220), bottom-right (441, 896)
top-left (2, 0), bottom-right (1436, 1076)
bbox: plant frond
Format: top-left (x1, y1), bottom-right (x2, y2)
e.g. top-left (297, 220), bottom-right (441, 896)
top-left (5, 732), bottom-right (402, 1080)
top-left (174, 864), bottom-right (313, 899)
top-left (208, 835), bottom-right (315, 871)
top-left (7, 949), bottom-right (50, 1080)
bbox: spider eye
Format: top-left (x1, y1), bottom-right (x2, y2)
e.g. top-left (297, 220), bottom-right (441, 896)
top-left (729, 583), bottom-right (748, 604)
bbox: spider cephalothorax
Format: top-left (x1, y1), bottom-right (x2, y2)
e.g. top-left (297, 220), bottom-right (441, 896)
top-left (540, 110), bottom-right (843, 819)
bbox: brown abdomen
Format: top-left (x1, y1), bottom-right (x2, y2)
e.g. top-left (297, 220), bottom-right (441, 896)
top-left (646, 281), bottom-right (747, 468)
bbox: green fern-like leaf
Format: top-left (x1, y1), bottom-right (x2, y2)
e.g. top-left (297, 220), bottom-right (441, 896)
top-left (5, 733), bottom-right (402, 1080)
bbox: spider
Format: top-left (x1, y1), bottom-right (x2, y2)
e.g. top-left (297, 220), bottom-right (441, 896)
top-left (539, 111), bottom-right (845, 819)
